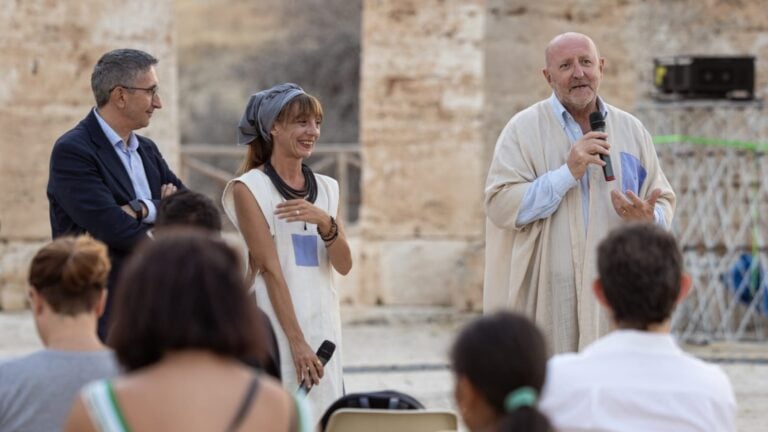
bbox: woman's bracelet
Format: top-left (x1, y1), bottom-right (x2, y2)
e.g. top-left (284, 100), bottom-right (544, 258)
top-left (323, 232), bottom-right (339, 247)
top-left (317, 216), bottom-right (338, 241)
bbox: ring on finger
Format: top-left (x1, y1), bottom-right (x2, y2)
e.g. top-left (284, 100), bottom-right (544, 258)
top-left (295, 210), bottom-right (300, 216)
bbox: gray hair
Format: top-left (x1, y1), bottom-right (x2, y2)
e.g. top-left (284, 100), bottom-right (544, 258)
top-left (91, 49), bottom-right (158, 107)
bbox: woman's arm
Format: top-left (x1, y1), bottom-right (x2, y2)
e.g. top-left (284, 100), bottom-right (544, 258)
top-left (317, 210), bottom-right (352, 275)
top-left (232, 183), bottom-right (323, 387)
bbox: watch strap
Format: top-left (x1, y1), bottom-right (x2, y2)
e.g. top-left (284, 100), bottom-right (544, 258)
top-left (129, 199), bottom-right (144, 222)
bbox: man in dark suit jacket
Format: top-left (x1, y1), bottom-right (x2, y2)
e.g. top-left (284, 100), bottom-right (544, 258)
top-left (47, 49), bottom-right (184, 341)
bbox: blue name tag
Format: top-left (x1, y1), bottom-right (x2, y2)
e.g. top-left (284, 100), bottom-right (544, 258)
top-left (292, 234), bottom-right (319, 267)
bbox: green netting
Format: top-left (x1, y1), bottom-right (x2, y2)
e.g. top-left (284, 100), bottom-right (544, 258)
top-left (654, 135), bottom-right (768, 152)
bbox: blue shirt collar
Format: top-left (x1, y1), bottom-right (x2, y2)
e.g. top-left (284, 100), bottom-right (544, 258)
top-left (548, 93), bottom-right (608, 128)
top-left (93, 108), bottom-right (138, 151)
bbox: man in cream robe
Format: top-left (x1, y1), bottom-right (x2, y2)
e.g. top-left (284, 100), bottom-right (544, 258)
top-left (484, 32), bottom-right (675, 353)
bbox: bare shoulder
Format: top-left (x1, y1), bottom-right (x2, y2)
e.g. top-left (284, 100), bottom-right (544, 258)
top-left (255, 375), bottom-right (297, 418)
top-left (232, 181), bottom-right (265, 209)
top-left (62, 395), bottom-right (98, 432)
top-left (258, 374), bottom-right (295, 407)
top-left (232, 180), bottom-right (251, 198)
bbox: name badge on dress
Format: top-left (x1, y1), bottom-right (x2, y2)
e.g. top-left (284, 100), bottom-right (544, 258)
top-left (292, 234), bottom-right (319, 267)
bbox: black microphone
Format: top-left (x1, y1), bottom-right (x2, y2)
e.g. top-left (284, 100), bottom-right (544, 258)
top-left (297, 340), bottom-right (336, 395)
top-left (589, 111), bottom-right (615, 181)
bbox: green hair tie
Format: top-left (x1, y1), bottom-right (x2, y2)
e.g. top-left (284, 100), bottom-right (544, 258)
top-left (504, 386), bottom-right (538, 412)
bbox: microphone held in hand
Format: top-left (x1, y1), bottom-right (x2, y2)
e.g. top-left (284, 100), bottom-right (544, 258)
top-left (589, 111), bottom-right (615, 182)
top-left (297, 340), bottom-right (336, 395)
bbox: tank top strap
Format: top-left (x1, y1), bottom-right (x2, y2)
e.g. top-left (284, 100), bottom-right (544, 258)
top-left (225, 374), bottom-right (261, 432)
top-left (80, 379), bottom-right (130, 432)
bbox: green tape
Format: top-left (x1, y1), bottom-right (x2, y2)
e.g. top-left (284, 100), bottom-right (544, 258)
top-left (653, 134), bottom-right (768, 152)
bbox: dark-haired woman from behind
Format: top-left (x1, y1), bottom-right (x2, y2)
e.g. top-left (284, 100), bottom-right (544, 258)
top-left (451, 312), bottom-right (552, 432)
top-left (64, 229), bottom-right (311, 432)
top-left (0, 236), bottom-right (119, 431)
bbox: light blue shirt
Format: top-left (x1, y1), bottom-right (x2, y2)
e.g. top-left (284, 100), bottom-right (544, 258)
top-left (515, 94), bottom-right (666, 229)
top-left (93, 108), bottom-right (157, 223)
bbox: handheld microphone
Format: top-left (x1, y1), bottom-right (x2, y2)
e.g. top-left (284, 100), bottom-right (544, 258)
top-left (297, 340), bottom-right (336, 395)
top-left (589, 111), bottom-right (615, 181)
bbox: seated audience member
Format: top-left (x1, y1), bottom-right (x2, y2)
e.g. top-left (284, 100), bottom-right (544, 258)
top-left (154, 189), bottom-right (281, 380)
top-left (451, 311), bottom-right (552, 432)
top-left (540, 223), bottom-right (737, 432)
top-left (0, 236), bottom-right (120, 431)
top-left (64, 229), bottom-right (311, 431)
top-left (154, 189), bottom-right (223, 232)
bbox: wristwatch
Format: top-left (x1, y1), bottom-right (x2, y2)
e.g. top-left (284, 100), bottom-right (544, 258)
top-left (128, 199), bottom-right (144, 222)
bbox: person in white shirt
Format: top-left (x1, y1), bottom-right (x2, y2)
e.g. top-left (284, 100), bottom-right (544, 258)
top-left (539, 223), bottom-right (737, 432)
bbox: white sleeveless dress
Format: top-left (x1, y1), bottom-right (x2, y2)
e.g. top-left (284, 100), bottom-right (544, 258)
top-left (222, 168), bottom-right (343, 422)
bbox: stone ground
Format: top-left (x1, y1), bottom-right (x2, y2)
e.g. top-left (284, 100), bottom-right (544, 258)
top-left (1, 306), bottom-right (766, 431)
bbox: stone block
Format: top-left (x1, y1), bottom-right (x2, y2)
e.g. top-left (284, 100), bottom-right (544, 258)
top-left (356, 239), bottom-right (483, 307)
top-left (0, 289), bottom-right (28, 312)
top-left (359, 0), bottom-right (487, 307)
top-left (0, 240), bottom-right (45, 311)
top-left (361, 141), bottom-right (485, 239)
top-left (0, 0), bottom-right (178, 242)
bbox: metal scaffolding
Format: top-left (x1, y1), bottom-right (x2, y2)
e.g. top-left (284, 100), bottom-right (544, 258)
top-left (636, 100), bottom-right (768, 342)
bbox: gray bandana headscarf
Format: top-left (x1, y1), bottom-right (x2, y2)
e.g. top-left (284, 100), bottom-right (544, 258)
top-left (237, 83), bottom-right (305, 146)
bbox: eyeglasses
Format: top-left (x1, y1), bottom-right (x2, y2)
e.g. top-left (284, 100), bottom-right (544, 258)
top-left (117, 85), bottom-right (159, 98)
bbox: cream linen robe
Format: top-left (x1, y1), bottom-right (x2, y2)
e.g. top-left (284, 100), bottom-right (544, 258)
top-left (484, 99), bottom-right (675, 353)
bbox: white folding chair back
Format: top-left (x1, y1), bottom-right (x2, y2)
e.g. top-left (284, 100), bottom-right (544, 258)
top-left (324, 408), bottom-right (458, 432)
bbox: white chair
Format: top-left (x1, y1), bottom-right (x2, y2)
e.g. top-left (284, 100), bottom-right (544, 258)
top-left (324, 408), bottom-right (459, 432)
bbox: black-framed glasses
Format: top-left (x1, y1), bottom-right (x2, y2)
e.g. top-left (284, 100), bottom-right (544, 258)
top-left (117, 85), bottom-right (159, 97)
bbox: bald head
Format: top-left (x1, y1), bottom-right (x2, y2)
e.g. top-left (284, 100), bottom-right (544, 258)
top-left (542, 32), bottom-right (604, 116)
top-left (545, 32), bottom-right (600, 68)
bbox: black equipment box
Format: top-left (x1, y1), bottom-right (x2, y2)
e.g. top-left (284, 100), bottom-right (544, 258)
top-left (653, 56), bottom-right (755, 100)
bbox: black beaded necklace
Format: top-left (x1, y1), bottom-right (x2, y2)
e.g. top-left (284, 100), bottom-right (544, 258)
top-left (264, 161), bottom-right (318, 203)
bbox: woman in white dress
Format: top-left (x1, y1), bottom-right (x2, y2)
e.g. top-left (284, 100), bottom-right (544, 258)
top-left (222, 83), bottom-right (352, 421)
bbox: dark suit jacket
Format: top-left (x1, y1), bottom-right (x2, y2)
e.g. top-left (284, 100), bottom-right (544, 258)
top-left (47, 109), bottom-right (184, 339)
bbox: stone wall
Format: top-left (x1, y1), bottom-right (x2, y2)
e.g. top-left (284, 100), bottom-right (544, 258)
top-left (484, 0), bottom-right (768, 150)
top-left (4, 0), bottom-right (768, 311)
top-left (175, 0), bottom-right (360, 145)
top-left (358, 0), bottom-right (487, 309)
top-left (0, 0), bottom-right (178, 309)
top-left (360, 0), bottom-right (768, 310)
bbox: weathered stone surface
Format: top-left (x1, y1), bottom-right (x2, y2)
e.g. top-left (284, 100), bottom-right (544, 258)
top-left (5, 0), bottom-right (768, 312)
top-left (484, 0), bottom-right (768, 149)
top-left (0, 0), bottom-right (178, 242)
top-left (174, 0), bottom-right (361, 145)
top-left (354, 239), bottom-right (483, 307)
top-left (361, 0), bottom-right (768, 309)
top-left (0, 241), bottom-right (44, 311)
top-left (361, 142), bottom-right (485, 239)
top-left (0, 0), bottom-right (177, 307)
top-left (359, 0), bottom-right (486, 306)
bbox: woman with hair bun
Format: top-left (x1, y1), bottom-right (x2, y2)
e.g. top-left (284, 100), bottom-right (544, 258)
top-left (451, 312), bottom-right (552, 432)
top-left (0, 236), bottom-right (119, 431)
